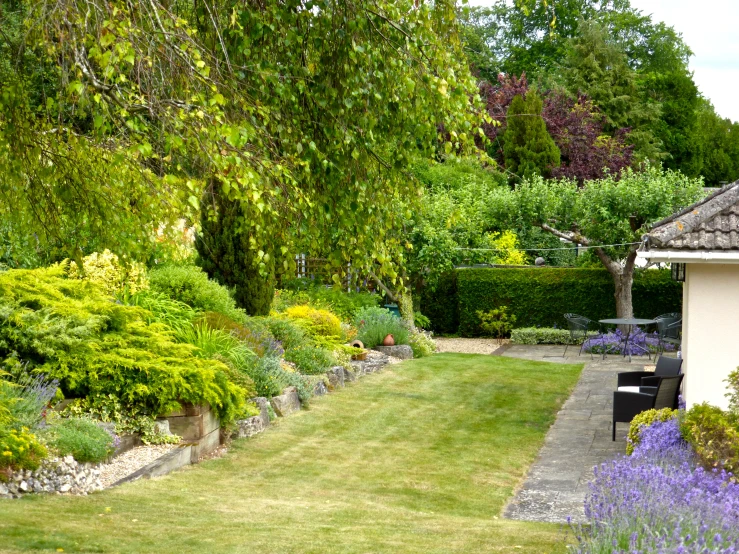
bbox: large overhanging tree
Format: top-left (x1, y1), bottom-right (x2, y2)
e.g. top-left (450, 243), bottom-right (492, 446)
top-left (0, 0), bottom-right (480, 282)
top-left (488, 166), bottom-right (703, 318)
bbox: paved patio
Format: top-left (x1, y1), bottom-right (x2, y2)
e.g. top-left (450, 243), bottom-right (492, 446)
top-left (501, 344), bottom-right (667, 523)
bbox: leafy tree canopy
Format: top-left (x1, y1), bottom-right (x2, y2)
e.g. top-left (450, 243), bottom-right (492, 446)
top-left (0, 0), bottom-right (481, 284)
top-left (487, 166), bottom-right (704, 317)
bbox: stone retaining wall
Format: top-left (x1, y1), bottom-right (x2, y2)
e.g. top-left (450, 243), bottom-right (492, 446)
top-left (0, 456), bottom-right (102, 499)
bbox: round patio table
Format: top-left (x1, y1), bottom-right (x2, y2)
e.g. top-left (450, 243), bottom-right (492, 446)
top-left (598, 318), bottom-right (656, 362)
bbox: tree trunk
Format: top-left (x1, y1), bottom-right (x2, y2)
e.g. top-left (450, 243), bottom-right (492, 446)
top-left (613, 270), bottom-right (634, 319)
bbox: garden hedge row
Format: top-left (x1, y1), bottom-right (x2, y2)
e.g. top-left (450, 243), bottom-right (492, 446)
top-left (423, 267), bottom-right (682, 336)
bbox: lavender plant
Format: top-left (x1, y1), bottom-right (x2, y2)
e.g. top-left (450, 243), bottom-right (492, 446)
top-left (0, 372), bottom-right (59, 430)
top-left (583, 327), bottom-right (669, 357)
top-left (574, 419), bottom-right (739, 553)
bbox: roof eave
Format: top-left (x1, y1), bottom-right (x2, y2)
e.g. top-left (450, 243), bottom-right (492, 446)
top-left (638, 250), bottom-right (739, 264)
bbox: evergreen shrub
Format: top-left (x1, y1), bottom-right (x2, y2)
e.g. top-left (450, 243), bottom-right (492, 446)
top-left (681, 403), bottom-right (739, 474)
top-left (455, 267), bottom-right (681, 335)
top-left (0, 267), bottom-right (247, 426)
top-left (420, 271), bottom-right (458, 334)
top-left (148, 264), bottom-right (246, 322)
top-left (510, 327), bottom-right (572, 345)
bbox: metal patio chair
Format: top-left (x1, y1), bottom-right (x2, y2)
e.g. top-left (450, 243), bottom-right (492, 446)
top-left (655, 313), bottom-right (682, 353)
top-left (563, 313), bottom-right (600, 359)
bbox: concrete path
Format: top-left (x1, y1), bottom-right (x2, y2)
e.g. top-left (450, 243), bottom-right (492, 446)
top-left (501, 344), bottom-right (661, 523)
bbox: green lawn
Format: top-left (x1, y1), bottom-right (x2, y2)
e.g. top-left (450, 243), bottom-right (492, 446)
top-left (0, 353), bottom-right (582, 553)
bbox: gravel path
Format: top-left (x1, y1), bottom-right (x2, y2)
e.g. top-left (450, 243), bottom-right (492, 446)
top-left (99, 444), bottom-right (177, 488)
top-left (434, 337), bottom-right (505, 355)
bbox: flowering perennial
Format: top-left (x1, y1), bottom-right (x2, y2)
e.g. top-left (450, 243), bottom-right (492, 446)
top-left (575, 418), bottom-right (739, 553)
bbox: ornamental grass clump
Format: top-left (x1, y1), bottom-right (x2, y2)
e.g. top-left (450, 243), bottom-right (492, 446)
top-left (575, 418), bottom-right (739, 553)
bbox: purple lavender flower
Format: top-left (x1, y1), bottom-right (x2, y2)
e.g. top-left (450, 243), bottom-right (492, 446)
top-left (574, 433), bottom-right (739, 553)
top-left (583, 327), bottom-right (670, 357)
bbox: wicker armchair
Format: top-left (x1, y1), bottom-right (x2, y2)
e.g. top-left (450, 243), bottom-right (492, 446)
top-left (616, 356), bottom-right (683, 390)
top-left (612, 374), bottom-right (683, 441)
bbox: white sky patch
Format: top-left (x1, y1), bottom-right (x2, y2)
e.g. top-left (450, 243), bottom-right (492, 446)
top-left (465, 0), bottom-right (739, 121)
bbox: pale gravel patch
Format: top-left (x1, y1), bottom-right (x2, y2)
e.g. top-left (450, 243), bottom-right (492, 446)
top-left (434, 337), bottom-right (507, 355)
top-left (99, 444), bottom-right (177, 488)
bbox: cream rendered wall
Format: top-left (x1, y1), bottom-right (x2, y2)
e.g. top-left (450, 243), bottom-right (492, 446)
top-left (683, 263), bottom-right (739, 410)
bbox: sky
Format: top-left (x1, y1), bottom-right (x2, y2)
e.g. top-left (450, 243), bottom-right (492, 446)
top-left (466, 0), bottom-right (739, 122)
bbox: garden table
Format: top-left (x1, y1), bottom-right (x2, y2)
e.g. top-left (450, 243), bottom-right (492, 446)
top-left (598, 318), bottom-right (657, 362)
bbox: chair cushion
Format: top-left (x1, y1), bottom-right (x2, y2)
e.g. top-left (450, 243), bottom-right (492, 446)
top-left (617, 386), bottom-right (641, 393)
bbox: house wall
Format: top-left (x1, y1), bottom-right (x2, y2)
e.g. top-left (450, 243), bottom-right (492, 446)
top-left (683, 263), bottom-right (739, 410)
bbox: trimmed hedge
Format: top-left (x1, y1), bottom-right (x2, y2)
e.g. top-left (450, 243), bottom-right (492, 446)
top-left (457, 267), bottom-right (681, 335)
top-left (420, 271), bottom-right (458, 334)
top-left (510, 327), bottom-right (574, 345)
top-left (423, 267), bottom-right (681, 336)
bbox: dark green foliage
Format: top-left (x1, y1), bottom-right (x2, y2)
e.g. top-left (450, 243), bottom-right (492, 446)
top-left (694, 100), bottom-right (739, 186)
top-left (266, 318), bottom-right (311, 352)
top-left (562, 21), bottom-right (661, 162)
top-left (643, 71), bottom-right (701, 176)
top-left (43, 417), bottom-right (115, 463)
top-left (420, 271), bottom-right (458, 335)
top-left (450, 267), bottom-right (681, 336)
top-left (0, 266), bottom-right (246, 424)
top-left (148, 264), bottom-right (246, 323)
top-left (196, 184), bottom-right (275, 316)
top-left (503, 92), bottom-right (560, 180)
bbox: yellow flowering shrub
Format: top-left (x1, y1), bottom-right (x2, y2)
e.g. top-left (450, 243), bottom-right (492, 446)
top-left (0, 428), bottom-right (48, 474)
top-left (68, 250), bottom-right (148, 296)
top-left (284, 305), bottom-right (342, 338)
top-left (481, 230), bottom-right (528, 266)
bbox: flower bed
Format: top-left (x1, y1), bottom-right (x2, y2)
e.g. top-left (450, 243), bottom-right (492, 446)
top-left (574, 403), bottom-right (739, 552)
top-left (583, 327), bottom-right (671, 356)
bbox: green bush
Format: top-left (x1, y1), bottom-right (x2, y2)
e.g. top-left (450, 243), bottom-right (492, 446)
top-left (284, 345), bottom-right (335, 375)
top-left (455, 267), bottom-right (682, 336)
top-left (0, 428), bottom-right (47, 474)
top-left (511, 327), bottom-right (574, 345)
top-left (148, 264), bottom-right (246, 322)
top-left (627, 408), bottom-right (677, 455)
top-left (476, 307), bottom-right (516, 342)
top-left (420, 271), bottom-right (458, 334)
top-left (43, 417), bottom-right (115, 463)
top-left (353, 307), bottom-right (410, 348)
top-left (0, 266), bottom-right (247, 426)
top-left (680, 403), bottom-right (739, 474)
top-left (276, 282), bottom-right (381, 321)
top-left (408, 331), bottom-right (436, 358)
top-left (266, 317), bottom-right (312, 351)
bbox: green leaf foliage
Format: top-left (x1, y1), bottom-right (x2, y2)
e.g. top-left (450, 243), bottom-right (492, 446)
top-left (681, 403), bottom-right (739, 474)
top-left (448, 267), bottom-right (682, 335)
top-left (0, 266), bottom-right (246, 424)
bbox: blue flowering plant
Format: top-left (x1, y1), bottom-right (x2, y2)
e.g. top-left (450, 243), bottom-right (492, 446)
top-left (573, 415), bottom-right (739, 553)
top-left (583, 327), bottom-right (670, 357)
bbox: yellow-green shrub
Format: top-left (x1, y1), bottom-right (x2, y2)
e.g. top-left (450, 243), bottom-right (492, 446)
top-left (67, 249), bottom-right (148, 296)
top-left (627, 408), bottom-right (677, 454)
top-left (680, 403), bottom-right (739, 473)
top-left (0, 266), bottom-right (246, 426)
top-left (0, 428), bottom-right (48, 474)
top-left (285, 305), bottom-right (342, 338)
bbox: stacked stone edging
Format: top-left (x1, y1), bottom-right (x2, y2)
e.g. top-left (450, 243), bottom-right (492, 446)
top-left (0, 455), bottom-right (102, 499)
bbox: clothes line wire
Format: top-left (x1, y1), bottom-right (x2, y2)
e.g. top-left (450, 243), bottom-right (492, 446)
top-left (453, 241), bottom-right (642, 253)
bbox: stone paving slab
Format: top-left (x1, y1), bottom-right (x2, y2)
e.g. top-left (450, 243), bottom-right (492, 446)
top-left (501, 344), bottom-right (665, 523)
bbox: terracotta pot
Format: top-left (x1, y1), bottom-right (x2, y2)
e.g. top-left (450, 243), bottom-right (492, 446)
top-left (383, 334), bottom-right (395, 346)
